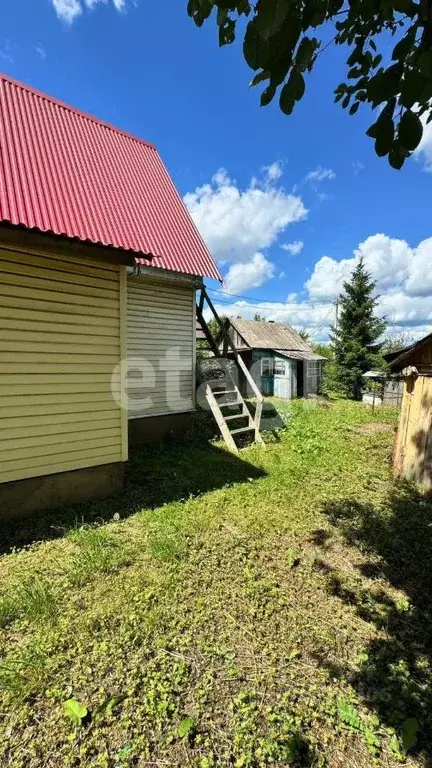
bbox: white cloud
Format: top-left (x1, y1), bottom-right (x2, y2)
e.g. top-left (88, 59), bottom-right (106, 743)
top-left (352, 161), bottom-right (365, 176)
top-left (306, 234), bottom-right (432, 302)
top-left (35, 44), bottom-right (46, 59)
top-left (414, 111), bottom-right (432, 172)
top-left (184, 167), bottom-right (307, 266)
top-left (281, 240), bottom-right (304, 256)
top-left (223, 253), bottom-right (275, 295)
top-left (263, 161), bottom-right (283, 182)
top-left (51, 0), bottom-right (128, 22)
top-left (305, 166), bottom-right (336, 183)
top-left (207, 299), bottom-right (336, 343)
top-left (52, 0), bottom-right (83, 22)
top-left (205, 232), bottom-right (432, 342)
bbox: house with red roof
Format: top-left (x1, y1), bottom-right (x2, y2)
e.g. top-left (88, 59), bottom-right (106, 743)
top-left (0, 73), bottom-right (221, 517)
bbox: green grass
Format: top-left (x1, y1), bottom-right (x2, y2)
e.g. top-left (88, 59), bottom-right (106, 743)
top-left (0, 398), bottom-right (431, 767)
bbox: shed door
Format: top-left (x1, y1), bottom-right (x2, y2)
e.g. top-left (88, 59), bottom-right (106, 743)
top-left (273, 358), bottom-right (294, 399)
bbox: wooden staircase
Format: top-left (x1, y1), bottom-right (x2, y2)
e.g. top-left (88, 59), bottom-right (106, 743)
top-left (196, 286), bottom-right (265, 452)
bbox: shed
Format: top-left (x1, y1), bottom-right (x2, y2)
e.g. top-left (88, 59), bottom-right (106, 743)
top-left (0, 73), bottom-right (220, 517)
top-left (362, 371), bottom-right (403, 407)
top-left (218, 318), bottom-right (325, 399)
top-left (386, 332), bottom-right (432, 492)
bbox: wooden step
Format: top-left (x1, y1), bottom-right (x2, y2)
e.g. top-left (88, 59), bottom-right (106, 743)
top-left (224, 413), bottom-right (248, 422)
top-left (213, 389), bottom-right (237, 396)
top-left (230, 426), bottom-right (255, 435)
top-left (219, 400), bottom-right (242, 408)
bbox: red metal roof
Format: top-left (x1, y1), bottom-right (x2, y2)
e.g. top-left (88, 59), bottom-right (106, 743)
top-left (0, 73), bottom-right (221, 281)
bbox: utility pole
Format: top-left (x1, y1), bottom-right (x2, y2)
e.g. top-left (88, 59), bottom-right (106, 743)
top-left (334, 300), bottom-right (339, 332)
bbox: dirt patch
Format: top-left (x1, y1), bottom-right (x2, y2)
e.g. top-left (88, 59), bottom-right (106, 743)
top-left (352, 422), bottom-right (395, 435)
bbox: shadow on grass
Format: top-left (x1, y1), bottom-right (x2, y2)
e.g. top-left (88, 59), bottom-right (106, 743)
top-left (0, 411), bottom-right (266, 556)
top-left (319, 481), bottom-right (432, 763)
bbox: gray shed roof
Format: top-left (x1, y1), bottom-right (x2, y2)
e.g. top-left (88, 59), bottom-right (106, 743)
top-left (229, 318), bottom-right (325, 360)
top-left (276, 349), bottom-right (325, 362)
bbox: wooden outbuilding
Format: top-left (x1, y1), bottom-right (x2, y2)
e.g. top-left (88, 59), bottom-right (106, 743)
top-left (217, 318), bottom-right (325, 399)
top-left (0, 73), bottom-right (220, 517)
top-left (386, 332), bottom-right (432, 492)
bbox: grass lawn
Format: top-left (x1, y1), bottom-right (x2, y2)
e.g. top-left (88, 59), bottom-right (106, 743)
top-left (1, 398), bottom-right (432, 768)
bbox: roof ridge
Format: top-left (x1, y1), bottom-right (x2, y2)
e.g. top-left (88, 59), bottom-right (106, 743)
top-left (0, 71), bottom-right (157, 151)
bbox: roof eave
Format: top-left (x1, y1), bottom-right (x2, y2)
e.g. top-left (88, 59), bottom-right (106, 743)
top-left (0, 223), bottom-right (138, 266)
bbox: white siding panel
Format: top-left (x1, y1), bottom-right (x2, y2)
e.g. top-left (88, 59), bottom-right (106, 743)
top-left (0, 247), bottom-right (126, 484)
top-left (127, 276), bottom-right (195, 419)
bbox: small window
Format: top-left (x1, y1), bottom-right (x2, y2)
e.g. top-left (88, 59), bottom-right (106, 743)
top-left (307, 362), bottom-right (321, 376)
top-left (261, 358), bottom-right (273, 377)
top-left (274, 359), bottom-right (286, 376)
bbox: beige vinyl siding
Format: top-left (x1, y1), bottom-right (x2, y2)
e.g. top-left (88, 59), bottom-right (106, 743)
top-left (127, 276), bottom-right (195, 418)
top-left (0, 247), bottom-right (126, 484)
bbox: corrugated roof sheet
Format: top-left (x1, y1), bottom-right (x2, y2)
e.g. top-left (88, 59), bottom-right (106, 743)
top-left (229, 318), bottom-right (315, 353)
top-left (0, 73), bottom-right (221, 280)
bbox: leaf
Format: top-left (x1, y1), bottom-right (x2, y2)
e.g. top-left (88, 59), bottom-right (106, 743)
top-left (348, 66), bottom-right (363, 79)
top-left (64, 698), bottom-right (88, 727)
top-left (292, 70), bottom-right (305, 100)
top-left (349, 101), bottom-right (360, 115)
top-left (399, 110), bottom-right (423, 151)
top-left (279, 69), bottom-right (304, 114)
top-left (342, 94), bottom-right (350, 109)
top-left (243, 19), bottom-right (269, 70)
top-left (400, 70), bottom-right (424, 108)
top-left (388, 146), bottom-right (405, 170)
top-left (249, 70), bottom-right (270, 87)
top-left (401, 717), bottom-right (419, 753)
top-left (337, 699), bottom-right (362, 731)
top-left (372, 54), bottom-right (382, 68)
top-left (260, 83), bottom-right (276, 106)
top-left (116, 745), bottom-right (133, 759)
top-left (219, 18), bottom-right (236, 46)
top-left (255, 0), bottom-right (291, 39)
top-left (392, 29), bottom-right (415, 61)
top-left (393, 0), bottom-right (414, 12)
top-left (295, 37), bottom-right (318, 71)
top-left (368, 63), bottom-right (402, 106)
top-left (179, 716), bottom-right (196, 738)
top-left (279, 85), bottom-right (295, 115)
top-left (375, 129), bottom-right (394, 157)
top-left (187, 0), bottom-right (213, 27)
top-left (418, 51), bottom-right (432, 78)
top-left (347, 47), bottom-right (362, 67)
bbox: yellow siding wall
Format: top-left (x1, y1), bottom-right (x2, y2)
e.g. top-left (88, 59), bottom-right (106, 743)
top-left (127, 276), bottom-right (195, 419)
top-left (394, 375), bottom-right (432, 491)
top-left (0, 247), bottom-right (127, 484)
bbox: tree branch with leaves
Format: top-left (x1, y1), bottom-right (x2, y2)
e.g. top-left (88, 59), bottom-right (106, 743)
top-left (187, 0), bottom-right (432, 169)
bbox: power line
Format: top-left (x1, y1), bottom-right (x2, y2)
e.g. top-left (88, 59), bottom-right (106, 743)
top-left (205, 284), bottom-right (331, 310)
top-left (307, 307), bottom-right (336, 339)
top-left (207, 295), bottom-right (333, 312)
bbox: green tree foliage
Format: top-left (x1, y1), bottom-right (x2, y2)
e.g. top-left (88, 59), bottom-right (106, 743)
top-left (187, 0), bottom-right (432, 169)
top-left (298, 328), bottom-right (310, 342)
top-left (331, 258), bottom-right (387, 399)
top-left (310, 342), bottom-right (341, 395)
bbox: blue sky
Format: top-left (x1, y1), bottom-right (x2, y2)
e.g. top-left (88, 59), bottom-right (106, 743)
top-left (1, 0), bottom-right (432, 341)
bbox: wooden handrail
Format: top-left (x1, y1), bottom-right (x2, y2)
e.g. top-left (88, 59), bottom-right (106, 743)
top-left (199, 287), bottom-right (264, 431)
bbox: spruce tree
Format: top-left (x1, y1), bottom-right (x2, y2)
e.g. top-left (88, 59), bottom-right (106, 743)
top-left (331, 258), bottom-right (386, 400)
